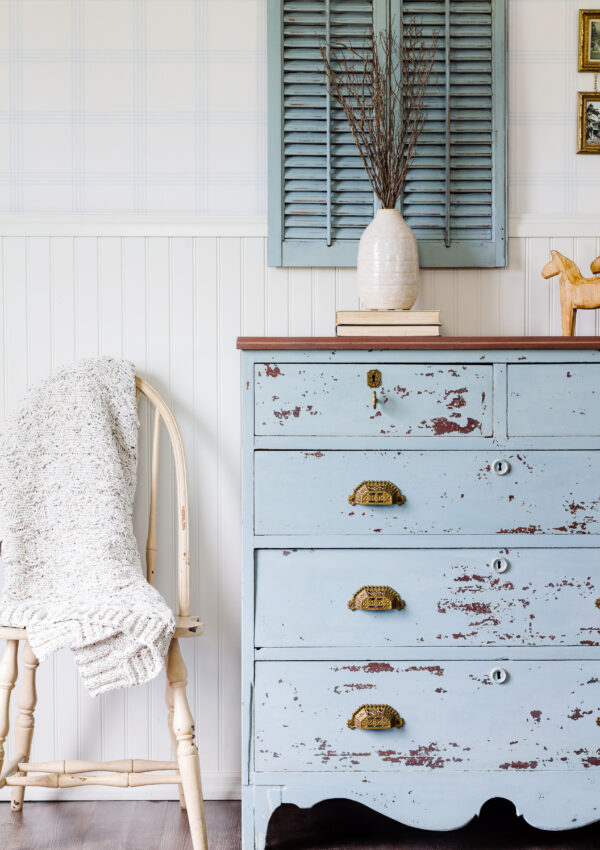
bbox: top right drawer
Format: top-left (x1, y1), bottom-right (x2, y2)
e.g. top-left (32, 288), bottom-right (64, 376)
top-left (508, 364), bottom-right (600, 436)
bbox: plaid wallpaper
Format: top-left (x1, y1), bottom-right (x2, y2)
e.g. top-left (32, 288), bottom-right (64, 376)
top-left (509, 0), bottom-right (600, 216)
top-left (0, 0), bottom-right (267, 213)
top-left (0, 0), bottom-right (597, 216)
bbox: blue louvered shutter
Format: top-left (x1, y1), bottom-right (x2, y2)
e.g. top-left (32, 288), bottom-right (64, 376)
top-left (267, 0), bottom-right (507, 268)
top-left (401, 0), bottom-right (506, 266)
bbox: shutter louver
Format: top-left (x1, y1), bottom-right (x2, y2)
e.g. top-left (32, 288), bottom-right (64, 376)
top-left (276, 0), bottom-right (376, 265)
top-left (449, 0), bottom-right (494, 243)
top-left (401, 1), bottom-right (447, 244)
top-left (268, 0), bottom-right (507, 268)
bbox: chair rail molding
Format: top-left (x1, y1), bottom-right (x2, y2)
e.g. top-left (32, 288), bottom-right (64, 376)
top-left (0, 214), bottom-right (269, 238)
top-left (0, 213), bottom-right (598, 239)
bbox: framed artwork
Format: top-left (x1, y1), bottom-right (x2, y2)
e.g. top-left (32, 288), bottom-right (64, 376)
top-left (577, 92), bottom-right (600, 153)
top-left (579, 10), bottom-right (600, 71)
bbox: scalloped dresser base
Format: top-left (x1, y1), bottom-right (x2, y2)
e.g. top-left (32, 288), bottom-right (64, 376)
top-left (246, 774), bottom-right (600, 850)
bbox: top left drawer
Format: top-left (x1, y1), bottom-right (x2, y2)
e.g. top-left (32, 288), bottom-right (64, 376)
top-left (254, 363), bottom-right (493, 437)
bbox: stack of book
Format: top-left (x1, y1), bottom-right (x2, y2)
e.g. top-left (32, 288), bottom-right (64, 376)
top-left (336, 310), bottom-right (441, 337)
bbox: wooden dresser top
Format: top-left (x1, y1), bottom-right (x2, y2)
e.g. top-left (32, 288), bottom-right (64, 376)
top-left (237, 336), bottom-right (600, 351)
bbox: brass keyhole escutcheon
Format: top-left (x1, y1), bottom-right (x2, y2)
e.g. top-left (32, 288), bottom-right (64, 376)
top-left (595, 598), bottom-right (600, 609)
top-left (367, 369), bottom-right (382, 388)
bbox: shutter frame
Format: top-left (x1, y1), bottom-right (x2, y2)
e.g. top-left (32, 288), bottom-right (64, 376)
top-left (267, 0), bottom-right (284, 266)
top-left (268, 0), bottom-right (507, 268)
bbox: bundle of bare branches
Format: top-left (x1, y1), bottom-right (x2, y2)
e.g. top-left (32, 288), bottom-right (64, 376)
top-left (320, 19), bottom-right (437, 210)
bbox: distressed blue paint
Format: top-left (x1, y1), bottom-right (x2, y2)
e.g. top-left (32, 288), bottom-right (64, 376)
top-left (241, 344), bottom-right (600, 849)
top-left (255, 362), bottom-right (492, 436)
top-left (254, 660), bottom-right (600, 773)
top-left (508, 364), bottom-right (600, 437)
top-left (255, 548), bottom-right (600, 648)
top-left (255, 450), bottom-right (600, 536)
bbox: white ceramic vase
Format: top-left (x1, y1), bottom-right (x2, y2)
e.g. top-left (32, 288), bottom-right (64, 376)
top-left (357, 208), bottom-right (419, 310)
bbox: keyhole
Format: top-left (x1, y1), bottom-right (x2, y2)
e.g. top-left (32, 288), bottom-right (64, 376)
top-left (490, 667), bottom-right (508, 684)
top-left (491, 557), bottom-right (509, 574)
top-left (492, 459), bottom-right (510, 476)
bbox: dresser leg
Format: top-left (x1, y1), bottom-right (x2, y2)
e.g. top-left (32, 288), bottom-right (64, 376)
top-left (244, 786), bottom-right (282, 850)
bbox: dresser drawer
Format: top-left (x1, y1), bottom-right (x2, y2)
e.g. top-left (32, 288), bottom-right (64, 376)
top-left (255, 363), bottom-right (492, 437)
top-left (255, 549), bottom-right (600, 648)
top-left (255, 660), bottom-right (600, 773)
top-left (508, 364), bottom-right (600, 436)
top-left (254, 450), bottom-right (600, 536)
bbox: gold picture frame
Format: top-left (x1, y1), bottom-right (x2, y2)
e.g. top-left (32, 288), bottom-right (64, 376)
top-left (579, 10), bottom-right (600, 71)
top-left (577, 92), bottom-right (600, 153)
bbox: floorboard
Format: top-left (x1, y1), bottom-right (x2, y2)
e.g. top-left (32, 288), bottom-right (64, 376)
top-left (2, 798), bottom-right (600, 849)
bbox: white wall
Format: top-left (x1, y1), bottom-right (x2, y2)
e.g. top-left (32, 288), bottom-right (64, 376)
top-left (1, 0), bottom-right (599, 802)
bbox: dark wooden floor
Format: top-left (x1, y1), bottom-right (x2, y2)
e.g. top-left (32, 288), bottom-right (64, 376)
top-left (3, 798), bottom-right (600, 849)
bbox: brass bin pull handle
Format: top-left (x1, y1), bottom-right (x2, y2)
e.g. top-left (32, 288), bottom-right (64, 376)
top-left (347, 704), bottom-right (404, 730)
top-left (348, 480), bottom-right (405, 507)
top-left (348, 586), bottom-right (404, 611)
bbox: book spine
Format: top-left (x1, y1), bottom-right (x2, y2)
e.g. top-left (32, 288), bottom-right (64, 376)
top-left (336, 325), bottom-right (441, 337)
top-left (336, 311), bottom-right (440, 326)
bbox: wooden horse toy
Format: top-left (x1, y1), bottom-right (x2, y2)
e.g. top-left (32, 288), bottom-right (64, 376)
top-left (542, 250), bottom-right (600, 336)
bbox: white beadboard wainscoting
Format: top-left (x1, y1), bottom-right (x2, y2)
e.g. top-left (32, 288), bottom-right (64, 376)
top-left (1, 220), bottom-right (600, 803)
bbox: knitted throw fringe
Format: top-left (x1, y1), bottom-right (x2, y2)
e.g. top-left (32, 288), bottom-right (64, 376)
top-left (0, 358), bottom-right (175, 696)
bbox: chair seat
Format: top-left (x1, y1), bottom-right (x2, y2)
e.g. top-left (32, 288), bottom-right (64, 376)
top-left (0, 616), bottom-right (203, 643)
top-left (0, 626), bottom-right (26, 640)
top-left (174, 615), bottom-right (204, 638)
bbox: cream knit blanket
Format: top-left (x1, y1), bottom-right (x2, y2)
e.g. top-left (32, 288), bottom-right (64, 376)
top-left (0, 358), bottom-right (175, 696)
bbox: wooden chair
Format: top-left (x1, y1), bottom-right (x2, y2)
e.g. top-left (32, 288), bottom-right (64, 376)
top-left (0, 376), bottom-right (208, 850)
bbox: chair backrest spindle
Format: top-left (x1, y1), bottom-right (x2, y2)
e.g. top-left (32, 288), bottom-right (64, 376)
top-left (135, 377), bottom-right (190, 617)
top-left (146, 408), bottom-right (161, 586)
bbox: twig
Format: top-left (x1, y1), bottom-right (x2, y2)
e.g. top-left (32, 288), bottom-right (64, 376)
top-left (320, 18), bottom-right (437, 209)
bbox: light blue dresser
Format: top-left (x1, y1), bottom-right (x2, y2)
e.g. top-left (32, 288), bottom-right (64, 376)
top-left (239, 336), bottom-right (600, 848)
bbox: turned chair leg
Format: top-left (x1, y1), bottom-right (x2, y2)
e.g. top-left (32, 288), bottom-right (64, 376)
top-left (11, 641), bottom-right (39, 812)
top-left (167, 639), bottom-right (208, 850)
top-left (0, 640), bottom-right (19, 777)
top-left (166, 676), bottom-right (187, 810)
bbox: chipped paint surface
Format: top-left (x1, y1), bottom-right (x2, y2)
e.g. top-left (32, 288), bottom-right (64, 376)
top-left (255, 364), bottom-right (492, 436)
top-left (508, 363), bottom-right (600, 436)
top-left (254, 661), bottom-right (600, 774)
top-left (244, 349), bottom-right (600, 846)
top-left (499, 760), bottom-right (538, 770)
top-left (429, 416), bottom-right (482, 436)
top-left (255, 548), bottom-right (600, 647)
top-left (255, 451), bottom-right (600, 536)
